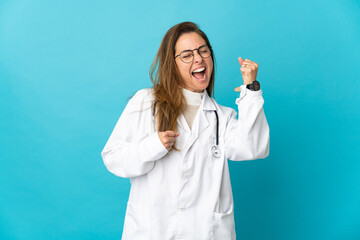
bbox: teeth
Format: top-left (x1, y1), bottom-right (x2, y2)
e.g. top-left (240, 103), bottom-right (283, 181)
top-left (192, 67), bottom-right (205, 73)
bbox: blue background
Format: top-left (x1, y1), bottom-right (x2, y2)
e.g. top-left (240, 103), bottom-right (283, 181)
top-left (1, 0), bottom-right (359, 239)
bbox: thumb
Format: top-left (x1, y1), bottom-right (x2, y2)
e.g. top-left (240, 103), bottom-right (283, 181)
top-left (238, 57), bottom-right (244, 66)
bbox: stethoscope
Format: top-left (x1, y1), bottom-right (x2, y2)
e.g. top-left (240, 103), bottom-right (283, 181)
top-left (211, 110), bottom-right (221, 158)
top-left (153, 103), bottom-right (221, 158)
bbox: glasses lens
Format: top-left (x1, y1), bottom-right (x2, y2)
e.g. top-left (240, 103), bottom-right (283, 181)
top-left (180, 50), bottom-right (193, 63)
top-left (198, 45), bottom-right (211, 58)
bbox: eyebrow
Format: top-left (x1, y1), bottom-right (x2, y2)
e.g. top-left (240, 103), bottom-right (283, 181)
top-left (178, 44), bottom-right (207, 54)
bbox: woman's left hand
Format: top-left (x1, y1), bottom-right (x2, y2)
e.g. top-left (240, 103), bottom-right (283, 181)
top-left (234, 57), bottom-right (259, 92)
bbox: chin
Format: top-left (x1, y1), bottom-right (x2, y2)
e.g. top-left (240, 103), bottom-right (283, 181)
top-left (194, 83), bottom-right (209, 92)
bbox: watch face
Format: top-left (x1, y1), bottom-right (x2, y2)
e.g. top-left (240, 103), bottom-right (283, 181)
top-left (254, 81), bottom-right (260, 90)
top-left (246, 80), bottom-right (260, 91)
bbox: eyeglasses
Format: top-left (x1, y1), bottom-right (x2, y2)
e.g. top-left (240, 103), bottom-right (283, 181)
top-left (174, 44), bottom-right (212, 63)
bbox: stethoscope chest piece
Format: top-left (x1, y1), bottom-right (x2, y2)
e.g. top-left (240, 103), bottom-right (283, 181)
top-left (211, 145), bottom-right (221, 158)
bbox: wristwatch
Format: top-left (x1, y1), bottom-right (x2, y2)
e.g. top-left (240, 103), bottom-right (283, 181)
top-left (246, 80), bottom-right (260, 91)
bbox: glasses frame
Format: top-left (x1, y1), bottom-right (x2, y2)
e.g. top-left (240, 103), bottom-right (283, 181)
top-left (174, 44), bottom-right (212, 63)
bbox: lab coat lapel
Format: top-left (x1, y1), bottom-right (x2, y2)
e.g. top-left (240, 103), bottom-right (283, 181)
top-left (182, 91), bottom-right (216, 155)
top-left (177, 113), bottom-right (191, 132)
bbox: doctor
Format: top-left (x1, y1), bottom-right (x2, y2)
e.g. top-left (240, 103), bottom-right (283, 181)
top-left (101, 21), bottom-right (270, 240)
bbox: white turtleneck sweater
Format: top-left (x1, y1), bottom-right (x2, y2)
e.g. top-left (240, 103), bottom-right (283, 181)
top-left (182, 88), bottom-right (204, 130)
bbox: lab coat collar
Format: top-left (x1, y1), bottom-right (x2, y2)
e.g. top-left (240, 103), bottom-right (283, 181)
top-left (201, 90), bottom-right (217, 111)
top-left (194, 89), bottom-right (216, 139)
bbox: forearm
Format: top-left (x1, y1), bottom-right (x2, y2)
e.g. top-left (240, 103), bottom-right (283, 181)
top-left (225, 85), bottom-right (270, 161)
top-left (102, 132), bottom-right (168, 178)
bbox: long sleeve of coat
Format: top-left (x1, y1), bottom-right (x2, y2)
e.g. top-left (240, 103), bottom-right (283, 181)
top-left (101, 89), bottom-right (168, 178)
top-left (225, 85), bottom-right (270, 161)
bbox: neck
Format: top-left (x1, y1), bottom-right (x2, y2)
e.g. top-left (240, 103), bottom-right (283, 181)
top-left (182, 88), bottom-right (203, 106)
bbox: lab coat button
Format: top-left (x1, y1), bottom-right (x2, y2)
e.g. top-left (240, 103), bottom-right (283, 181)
top-left (178, 204), bottom-right (186, 210)
top-left (182, 173), bottom-right (190, 179)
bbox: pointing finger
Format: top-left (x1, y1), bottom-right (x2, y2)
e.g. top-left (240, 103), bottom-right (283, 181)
top-left (238, 57), bottom-right (244, 66)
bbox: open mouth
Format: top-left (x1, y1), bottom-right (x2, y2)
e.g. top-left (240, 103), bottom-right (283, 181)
top-left (192, 67), bottom-right (206, 81)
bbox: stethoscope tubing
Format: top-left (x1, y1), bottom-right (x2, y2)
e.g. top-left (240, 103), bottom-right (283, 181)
top-left (213, 110), bottom-right (219, 145)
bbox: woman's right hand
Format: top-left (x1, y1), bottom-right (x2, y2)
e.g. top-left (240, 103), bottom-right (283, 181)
top-left (158, 131), bottom-right (180, 151)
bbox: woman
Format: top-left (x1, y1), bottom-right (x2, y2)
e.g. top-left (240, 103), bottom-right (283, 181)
top-left (101, 21), bottom-right (270, 240)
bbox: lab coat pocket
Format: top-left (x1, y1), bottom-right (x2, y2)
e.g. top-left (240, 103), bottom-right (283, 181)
top-left (122, 202), bottom-right (150, 240)
top-left (212, 211), bottom-right (236, 240)
top-left (208, 138), bottom-right (224, 172)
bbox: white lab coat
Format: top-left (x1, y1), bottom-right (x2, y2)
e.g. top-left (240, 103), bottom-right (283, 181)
top-left (101, 85), bottom-right (270, 240)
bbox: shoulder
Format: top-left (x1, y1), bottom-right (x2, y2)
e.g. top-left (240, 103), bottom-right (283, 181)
top-left (130, 88), bottom-right (154, 102)
top-left (211, 98), bottom-right (236, 117)
top-left (125, 88), bottom-right (154, 113)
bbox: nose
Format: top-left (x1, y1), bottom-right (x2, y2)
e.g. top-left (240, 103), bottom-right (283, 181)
top-left (193, 50), bottom-right (203, 63)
